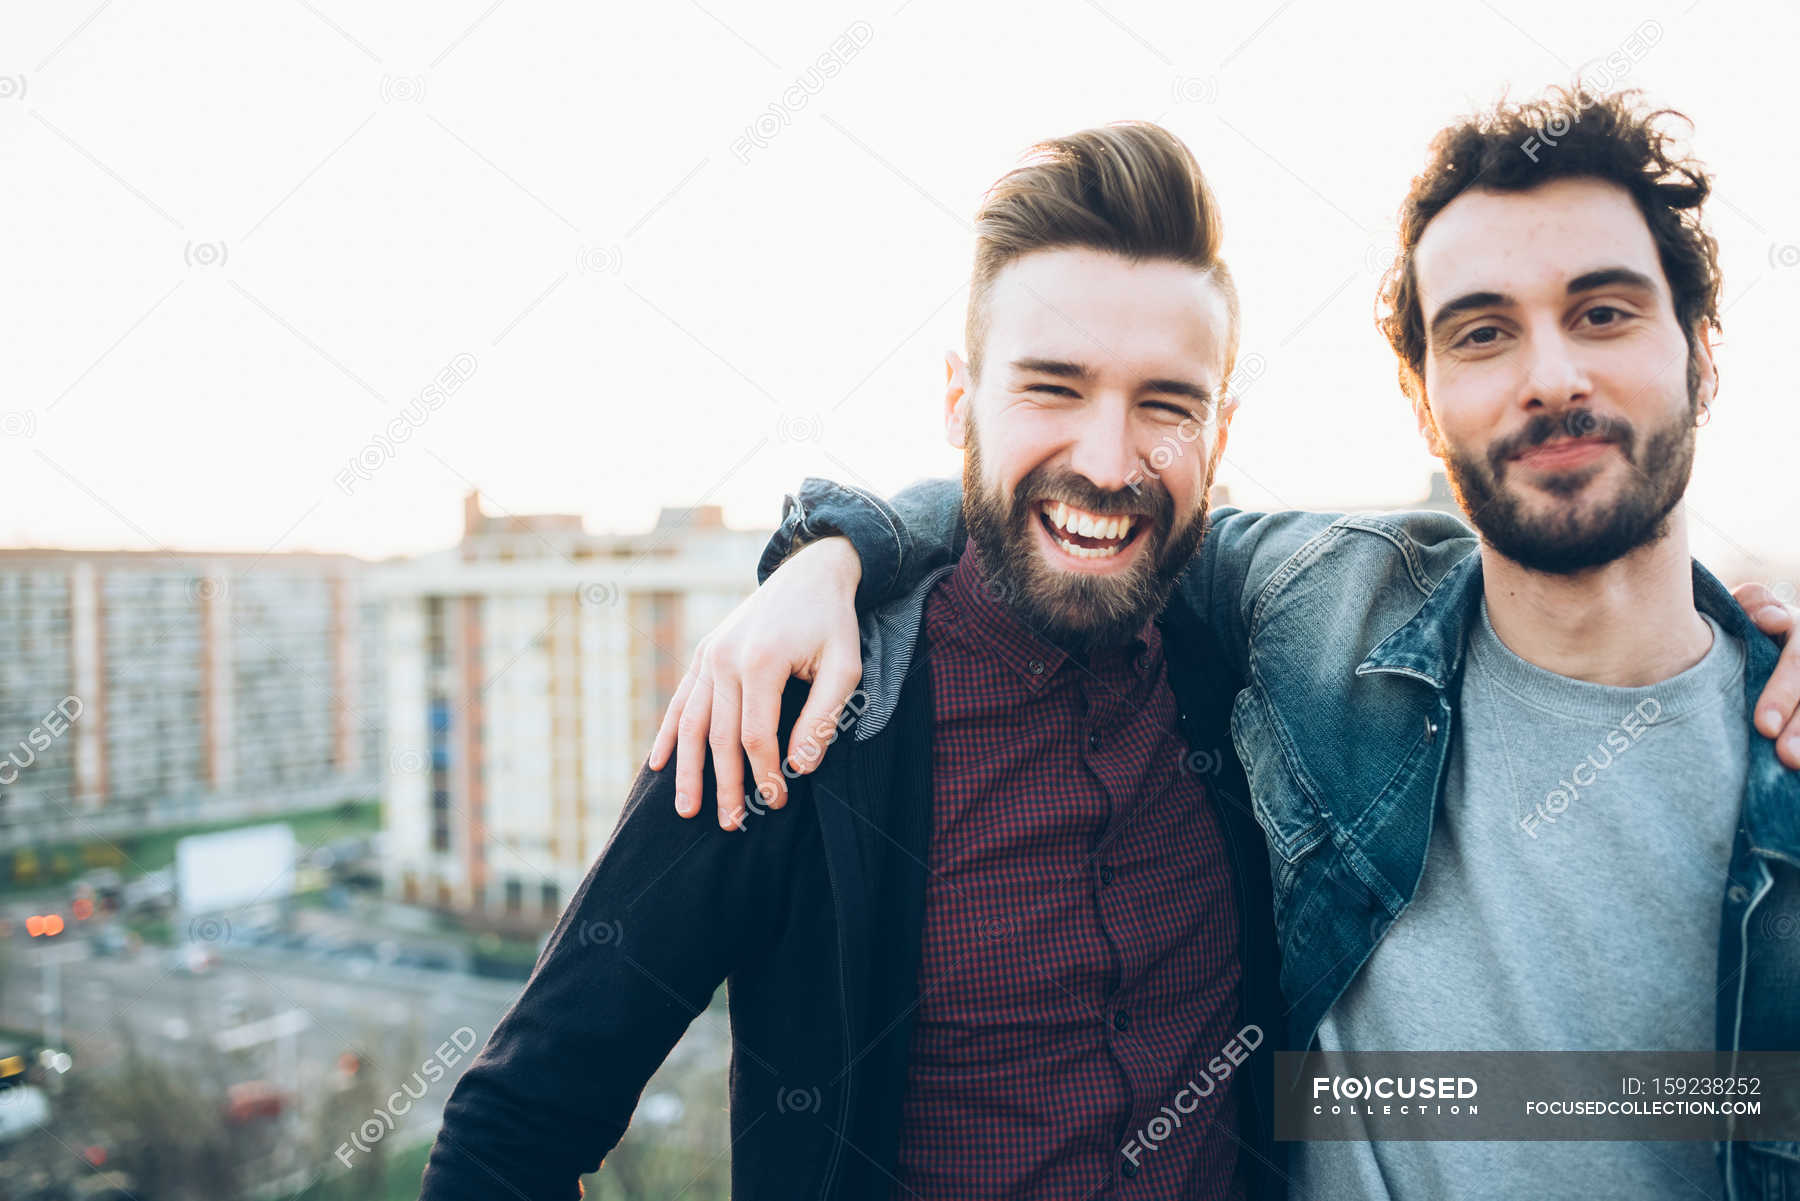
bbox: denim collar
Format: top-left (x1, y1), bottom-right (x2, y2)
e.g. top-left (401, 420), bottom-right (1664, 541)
top-left (1353, 547), bottom-right (1485, 693)
top-left (1356, 545), bottom-right (1800, 864)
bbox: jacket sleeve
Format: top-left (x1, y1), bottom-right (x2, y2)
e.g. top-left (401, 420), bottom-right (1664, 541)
top-left (1172, 508), bottom-right (1345, 681)
top-left (1175, 506), bottom-right (1481, 680)
top-left (417, 755), bottom-right (805, 1200)
top-left (757, 476), bottom-right (962, 610)
top-left (755, 477), bottom-right (1339, 679)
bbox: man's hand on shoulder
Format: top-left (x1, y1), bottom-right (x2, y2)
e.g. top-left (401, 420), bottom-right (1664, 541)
top-left (1736, 581), bottom-right (1800, 768)
top-left (649, 537), bottom-right (867, 827)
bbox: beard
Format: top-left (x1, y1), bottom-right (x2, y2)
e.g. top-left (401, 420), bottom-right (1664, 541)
top-left (960, 423), bottom-right (1212, 653)
top-left (1443, 399), bottom-right (1697, 575)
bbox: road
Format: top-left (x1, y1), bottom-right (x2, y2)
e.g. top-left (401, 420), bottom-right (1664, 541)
top-left (0, 929), bottom-right (732, 1191)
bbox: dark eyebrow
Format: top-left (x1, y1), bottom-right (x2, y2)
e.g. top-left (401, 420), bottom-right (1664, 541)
top-left (1142, 378), bottom-right (1214, 404)
top-left (1566, 267), bottom-right (1659, 296)
top-left (1010, 359), bottom-right (1212, 403)
top-left (1428, 291), bottom-right (1510, 345)
top-left (1428, 268), bottom-right (1662, 346)
top-left (1009, 358), bottom-right (1093, 381)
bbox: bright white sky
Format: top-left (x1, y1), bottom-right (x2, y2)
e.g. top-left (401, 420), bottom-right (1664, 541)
top-left (2, 0), bottom-right (1794, 582)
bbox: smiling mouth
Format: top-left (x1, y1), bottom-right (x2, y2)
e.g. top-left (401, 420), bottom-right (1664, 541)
top-left (1511, 436), bottom-right (1615, 469)
top-left (1035, 500), bottom-right (1146, 559)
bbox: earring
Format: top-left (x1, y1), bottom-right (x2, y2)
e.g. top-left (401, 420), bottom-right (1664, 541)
top-left (1696, 402), bottom-right (1712, 428)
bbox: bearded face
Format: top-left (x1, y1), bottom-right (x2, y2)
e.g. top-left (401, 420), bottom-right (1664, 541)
top-left (962, 418), bottom-right (1211, 651)
top-left (1441, 397), bottom-right (1697, 574)
top-left (1410, 178), bottom-right (1714, 576)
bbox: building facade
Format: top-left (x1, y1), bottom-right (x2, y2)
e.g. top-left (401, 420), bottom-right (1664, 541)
top-left (377, 493), bottom-right (765, 929)
top-left (0, 548), bottom-right (382, 868)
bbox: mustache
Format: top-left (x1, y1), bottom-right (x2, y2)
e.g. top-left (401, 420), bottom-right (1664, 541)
top-left (1010, 464), bottom-right (1174, 527)
top-left (1489, 408), bottom-right (1636, 470)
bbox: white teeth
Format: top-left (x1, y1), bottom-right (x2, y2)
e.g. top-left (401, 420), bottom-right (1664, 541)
top-left (1052, 534), bottom-right (1121, 559)
top-left (1042, 502), bottom-right (1136, 551)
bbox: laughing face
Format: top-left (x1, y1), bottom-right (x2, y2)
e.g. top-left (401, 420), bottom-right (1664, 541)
top-left (1413, 177), bottom-right (1716, 574)
top-left (948, 247), bottom-right (1235, 650)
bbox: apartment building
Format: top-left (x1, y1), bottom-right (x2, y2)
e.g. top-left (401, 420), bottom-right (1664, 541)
top-left (376, 492), bottom-right (765, 928)
top-left (0, 549), bottom-right (382, 862)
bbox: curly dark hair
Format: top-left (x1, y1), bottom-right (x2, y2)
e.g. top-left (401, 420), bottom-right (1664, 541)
top-left (1376, 86), bottom-right (1722, 403)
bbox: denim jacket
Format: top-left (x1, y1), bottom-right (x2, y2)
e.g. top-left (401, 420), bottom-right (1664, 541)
top-left (760, 476), bottom-right (1800, 1200)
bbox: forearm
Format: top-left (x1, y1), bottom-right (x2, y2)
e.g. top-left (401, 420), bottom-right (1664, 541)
top-left (419, 761), bottom-right (789, 1199)
top-left (758, 476), bottom-right (962, 610)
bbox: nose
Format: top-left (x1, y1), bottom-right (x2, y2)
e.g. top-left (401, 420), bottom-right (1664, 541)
top-left (1519, 327), bottom-right (1592, 411)
top-left (1064, 397), bottom-right (1141, 492)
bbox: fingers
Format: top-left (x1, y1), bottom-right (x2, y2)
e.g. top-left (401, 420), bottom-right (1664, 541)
top-left (1748, 599), bottom-right (1795, 643)
top-left (1733, 582), bottom-right (1779, 618)
top-left (649, 659), bottom-right (698, 772)
top-left (738, 655), bottom-right (788, 810)
top-left (673, 668), bottom-right (715, 819)
top-left (786, 640), bottom-right (864, 776)
top-left (708, 671), bottom-right (747, 831)
top-left (1753, 609), bottom-right (1800, 769)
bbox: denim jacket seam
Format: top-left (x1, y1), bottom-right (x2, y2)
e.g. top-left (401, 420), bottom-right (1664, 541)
top-left (1242, 524), bottom-right (1435, 872)
top-left (1244, 522), bottom-right (1350, 636)
top-left (1721, 861), bottom-right (1774, 1165)
top-left (830, 479), bottom-right (908, 579)
top-left (1331, 515), bottom-right (1445, 597)
top-left (1747, 844), bottom-right (1800, 871)
top-left (1239, 689), bottom-right (1329, 864)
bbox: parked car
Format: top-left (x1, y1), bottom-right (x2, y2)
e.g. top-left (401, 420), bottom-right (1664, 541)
top-left (224, 1080), bottom-right (284, 1124)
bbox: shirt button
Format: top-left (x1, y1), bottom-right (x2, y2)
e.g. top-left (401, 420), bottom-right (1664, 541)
top-left (1087, 730), bottom-right (1101, 751)
top-left (1121, 1159), bottom-right (1140, 1178)
top-left (1099, 864), bottom-right (1115, 885)
top-left (1112, 1010), bottom-right (1130, 1031)
top-left (1028, 658), bottom-right (1046, 676)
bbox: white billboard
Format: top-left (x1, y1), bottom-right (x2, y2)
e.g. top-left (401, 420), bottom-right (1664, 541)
top-left (175, 823), bottom-right (297, 918)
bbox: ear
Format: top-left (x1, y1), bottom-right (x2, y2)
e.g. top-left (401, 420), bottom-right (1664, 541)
top-left (1411, 384), bottom-right (1445, 459)
top-left (1691, 330), bottom-right (1719, 418)
top-left (1215, 388), bottom-right (1239, 453)
top-left (944, 350), bottom-right (973, 449)
top-left (1204, 389), bottom-right (1238, 479)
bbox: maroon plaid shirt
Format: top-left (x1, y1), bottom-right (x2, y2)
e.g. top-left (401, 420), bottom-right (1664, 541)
top-left (893, 542), bottom-right (1246, 1200)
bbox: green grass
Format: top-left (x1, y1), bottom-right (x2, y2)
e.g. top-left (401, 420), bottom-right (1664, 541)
top-left (122, 914), bottom-right (173, 946)
top-left (132, 798), bottom-right (379, 874)
top-left (0, 798), bottom-right (380, 896)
